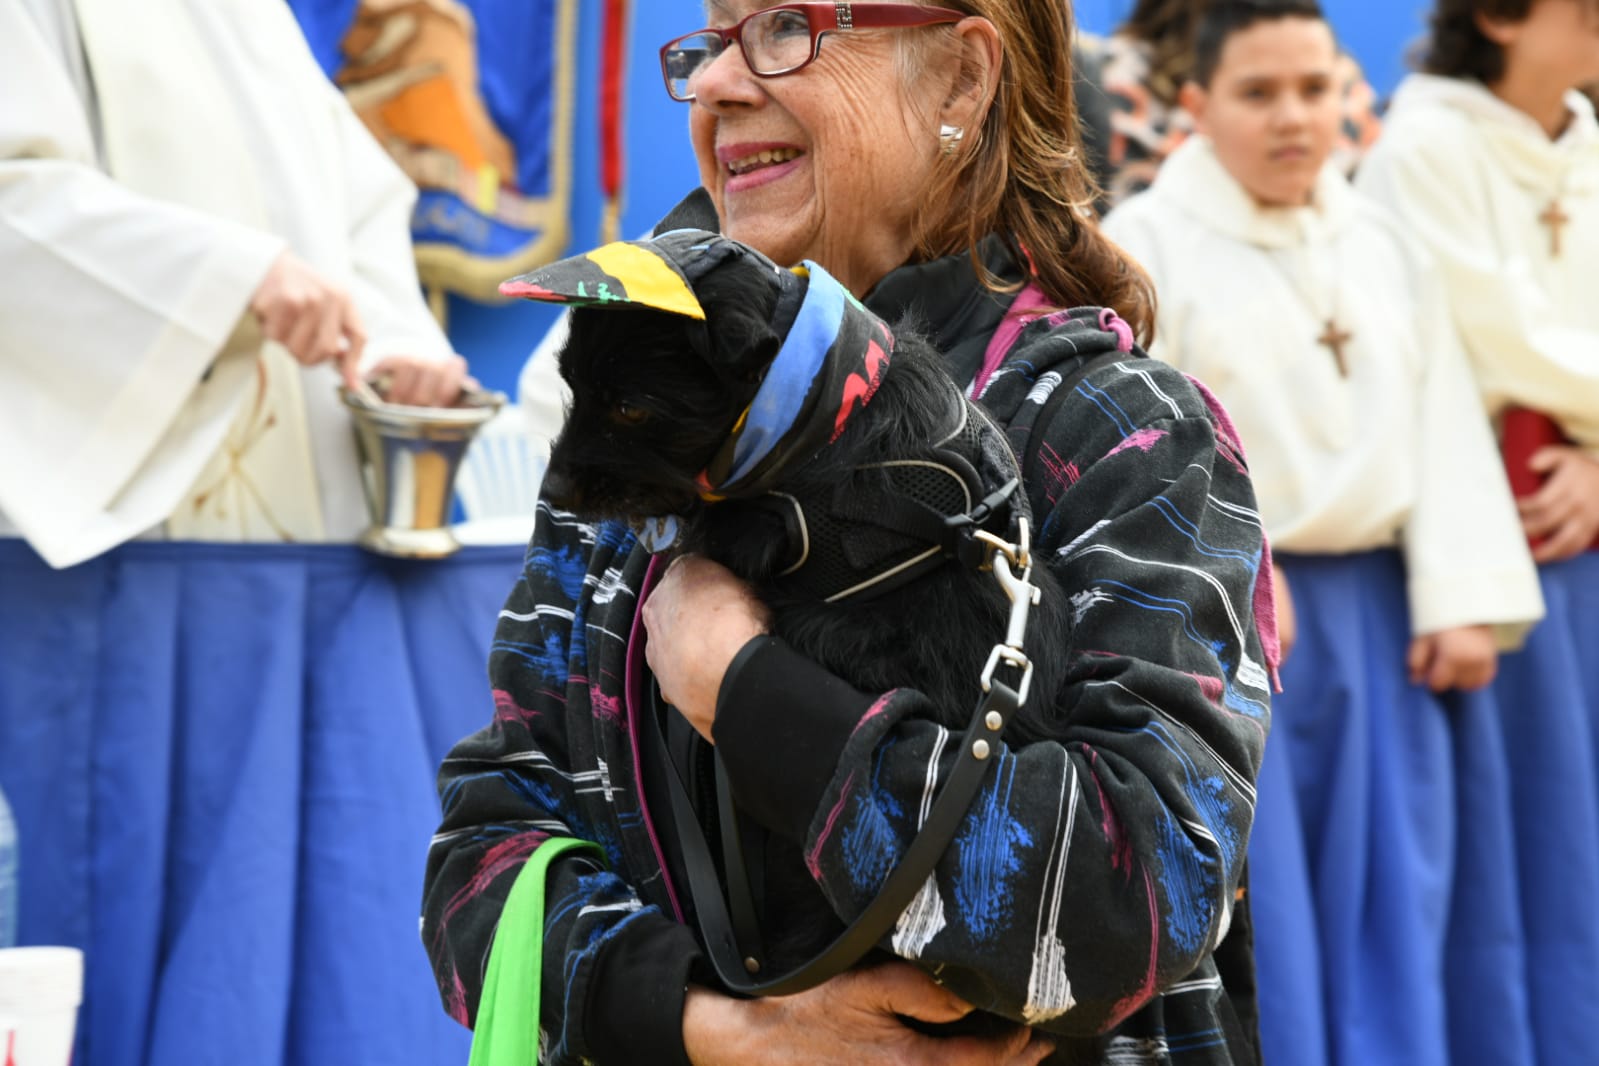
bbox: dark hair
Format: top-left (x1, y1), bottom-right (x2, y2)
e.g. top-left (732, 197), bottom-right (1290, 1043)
top-left (1191, 0), bottom-right (1327, 87)
top-left (909, 0), bottom-right (1158, 344)
top-left (1419, 0), bottom-right (1530, 83)
top-left (1119, 0), bottom-right (1208, 105)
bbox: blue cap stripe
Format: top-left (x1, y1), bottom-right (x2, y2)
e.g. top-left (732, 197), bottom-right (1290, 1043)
top-left (720, 261), bottom-right (847, 486)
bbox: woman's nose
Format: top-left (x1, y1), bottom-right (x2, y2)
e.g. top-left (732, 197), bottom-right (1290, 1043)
top-left (692, 41), bottom-right (763, 109)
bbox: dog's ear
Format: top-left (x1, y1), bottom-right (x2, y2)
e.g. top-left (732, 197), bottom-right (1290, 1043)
top-left (690, 258), bottom-right (789, 387)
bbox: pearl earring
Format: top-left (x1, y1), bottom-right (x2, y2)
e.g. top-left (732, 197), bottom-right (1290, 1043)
top-left (938, 124), bottom-right (965, 157)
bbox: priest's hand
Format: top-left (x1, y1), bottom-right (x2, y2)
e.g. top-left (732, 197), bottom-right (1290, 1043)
top-left (641, 554), bottom-right (770, 743)
top-left (250, 250), bottom-right (366, 388)
top-left (1519, 446), bottom-right (1599, 564)
top-left (367, 353), bottom-right (474, 407)
top-left (682, 964), bottom-right (1053, 1065)
top-left (1407, 625), bottom-right (1498, 692)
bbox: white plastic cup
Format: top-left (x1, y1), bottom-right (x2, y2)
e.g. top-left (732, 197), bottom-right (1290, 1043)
top-left (0, 947), bottom-right (83, 1066)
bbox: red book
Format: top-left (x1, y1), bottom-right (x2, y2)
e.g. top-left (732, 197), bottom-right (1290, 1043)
top-left (1500, 406), bottom-right (1599, 552)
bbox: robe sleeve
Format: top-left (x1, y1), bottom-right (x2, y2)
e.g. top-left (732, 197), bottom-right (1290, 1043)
top-left (1401, 255), bottom-right (1545, 647)
top-left (0, 2), bottom-right (285, 565)
top-left (1356, 115), bottom-right (1599, 451)
top-left (316, 72), bottom-right (456, 368)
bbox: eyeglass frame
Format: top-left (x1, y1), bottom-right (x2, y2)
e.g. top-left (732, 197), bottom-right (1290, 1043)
top-left (658, 2), bottom-right (968, 103)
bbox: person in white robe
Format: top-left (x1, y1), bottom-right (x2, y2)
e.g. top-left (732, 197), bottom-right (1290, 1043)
top-left (1355, 4), bottom-right (1599, 1063)
top-left (1357, 5), bottom-right (1599, 563)
top-left (1103, 5), bottom-right (1544, 1066)
top-left (0, 0), bottom-right (472, 569)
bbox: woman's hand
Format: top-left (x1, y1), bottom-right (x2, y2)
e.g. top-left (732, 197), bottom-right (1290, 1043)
top-left (642, 554), bottom-right (771, 742)
top-left (250, 250), bottom-right (366, 388)
top-left (368, 353), bottom-right (473, 407)
top-left (1407, 624), bottom-right (1498, 692)
top-left (1270, 559), bottom-right (1297, 665)
top-left (682, 964), bottom-right (1054, 1065)
top-left (1520, 446), bottom-right (1599, 564)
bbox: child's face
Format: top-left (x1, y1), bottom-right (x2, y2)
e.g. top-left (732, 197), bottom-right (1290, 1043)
top-left (1487, 0), bottom-right (1599, 95)
top-left (1181, 17), bottom-right (1342, 207)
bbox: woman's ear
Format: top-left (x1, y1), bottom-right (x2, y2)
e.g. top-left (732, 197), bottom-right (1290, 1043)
top-left (938, 17), bottom-right (1003, 133)
top-left (1178, 80), bottom-right (1211, 135)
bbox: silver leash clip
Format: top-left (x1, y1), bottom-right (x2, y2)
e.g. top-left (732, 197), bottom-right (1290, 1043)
top-left (978, 518), bottom-right (1039, 708)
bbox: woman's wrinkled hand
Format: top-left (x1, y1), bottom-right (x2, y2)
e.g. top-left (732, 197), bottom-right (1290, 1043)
top-left (641, 554), bottom-right (770, 742)
top-left (249, 250), bottom-right (366, 388)
top-left (1407, 624), bottom-right (1498, 693)
top-left (367, 352), bottom-right (474, 407)
top-left (1520, 446), bottom-right (1599, 564)
top-left (682, 963), bottom-right (1054, 1066)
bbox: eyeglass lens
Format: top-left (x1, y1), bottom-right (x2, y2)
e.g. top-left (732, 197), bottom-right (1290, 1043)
top-left (663, 8), bottom-right (816, 100)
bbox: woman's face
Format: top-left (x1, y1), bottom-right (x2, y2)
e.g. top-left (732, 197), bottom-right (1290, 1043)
top-left (686, 2), bottom-right (950, 296)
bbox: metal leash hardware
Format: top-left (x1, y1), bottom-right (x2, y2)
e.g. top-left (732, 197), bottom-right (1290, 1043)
top-left (972, 516), bottom-right (1039, 714)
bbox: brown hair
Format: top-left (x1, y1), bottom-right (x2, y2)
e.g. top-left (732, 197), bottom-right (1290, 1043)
top-left (1119, 0), bottom-right (1209, 105)
top-left (907, 0), bottom-right (1158, 345)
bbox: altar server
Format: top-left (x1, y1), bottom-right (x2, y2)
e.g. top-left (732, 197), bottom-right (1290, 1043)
top-left (1102, 3), bottom-right (1544, 1065)
top-left (1359, 2), bottom-right (1599, 1062)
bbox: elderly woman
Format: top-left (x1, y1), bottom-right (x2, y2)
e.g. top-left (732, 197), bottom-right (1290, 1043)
top-left (423, 3), bottom-right (1271, 1063)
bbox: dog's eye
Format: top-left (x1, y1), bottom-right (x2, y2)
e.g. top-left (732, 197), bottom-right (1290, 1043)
top-left (612, 402), bottom-right (650, 426)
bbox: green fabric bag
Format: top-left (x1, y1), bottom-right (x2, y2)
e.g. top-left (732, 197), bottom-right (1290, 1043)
top-left (468, 836), bottom-right (606, 1066)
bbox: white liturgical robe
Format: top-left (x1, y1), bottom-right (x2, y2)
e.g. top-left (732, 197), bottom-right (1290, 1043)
top-left (0, 0), bottom-right (456, 567)
top-left (1103, 137), bottom-right (1543, 644)
top-left (1357, 75), bottom-right (1599, 452)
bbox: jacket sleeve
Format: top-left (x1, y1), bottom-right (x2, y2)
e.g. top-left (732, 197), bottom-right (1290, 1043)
top-left (716, 353), bottom-right (1270, 1037)
top-left (421, 514), bottom-right (698, 1066)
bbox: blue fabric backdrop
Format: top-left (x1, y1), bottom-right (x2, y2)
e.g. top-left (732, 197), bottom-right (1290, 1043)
top-left (0, 540), bottom-right (523, 1066)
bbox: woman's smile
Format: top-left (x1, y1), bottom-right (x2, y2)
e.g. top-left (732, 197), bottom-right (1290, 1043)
top-left (718, 141), bottom-right (808, 192)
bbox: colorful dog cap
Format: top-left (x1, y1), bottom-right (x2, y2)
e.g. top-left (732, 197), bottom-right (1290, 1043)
top-left (501, 229), bottom-right (897, 502)
top-left (499, 229), bottom-right (797, 320)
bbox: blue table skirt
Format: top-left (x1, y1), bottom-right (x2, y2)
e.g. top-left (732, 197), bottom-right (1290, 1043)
top-left (0, 539), bottom-right (525, 1066)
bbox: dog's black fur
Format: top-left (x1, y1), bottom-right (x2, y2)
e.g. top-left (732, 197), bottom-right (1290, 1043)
top-left (542, 254), bottom-right (1071, 980)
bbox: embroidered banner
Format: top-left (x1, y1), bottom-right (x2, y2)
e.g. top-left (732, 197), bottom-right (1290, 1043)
top-left (289, 0), bottom-right (577, 301)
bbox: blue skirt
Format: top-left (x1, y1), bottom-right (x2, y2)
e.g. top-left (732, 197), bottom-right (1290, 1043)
top-left (1452, 551), bottom-right (1599, 1066)
top-left (1251, 551), bottom-right (1487, 1066)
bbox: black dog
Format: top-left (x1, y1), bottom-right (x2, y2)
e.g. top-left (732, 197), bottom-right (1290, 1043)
top-left (538, 239), bottom-right (1071, 980)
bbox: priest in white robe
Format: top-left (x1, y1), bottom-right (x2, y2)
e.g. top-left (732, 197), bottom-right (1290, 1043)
top-left (1102, 5), bottom-right (1545, 1066)
top-left (1, 0), bottom-right (468, 568)
top-left (1356, 4), bottom-right (1599, 1062)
